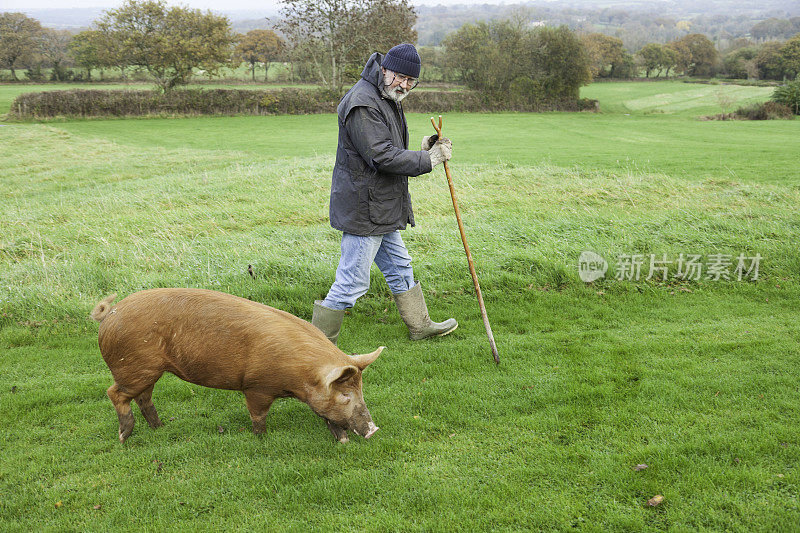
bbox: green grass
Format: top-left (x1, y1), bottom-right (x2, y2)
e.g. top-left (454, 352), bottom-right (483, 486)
top-left (6, 79), bottom-right (791, 184)
top-left (39, 111), bottom-right (798, 184)
top-left (1, 81), bottom-right (799, 530)
top-left (582, 81), bottom-right (775, 117)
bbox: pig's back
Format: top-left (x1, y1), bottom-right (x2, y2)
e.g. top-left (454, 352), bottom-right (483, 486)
top-left (97, 288), bottom-right (329, 390)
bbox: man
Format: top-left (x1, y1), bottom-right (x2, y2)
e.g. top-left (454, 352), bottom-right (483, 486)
top-left (311, 43), bottom-right (457, 346)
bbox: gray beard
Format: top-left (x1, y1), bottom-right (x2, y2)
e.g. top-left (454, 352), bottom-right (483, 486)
top-left (382, 84), bottom-right (408, 103)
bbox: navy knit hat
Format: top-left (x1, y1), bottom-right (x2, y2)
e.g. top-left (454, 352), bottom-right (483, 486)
top-left (381, 43), bottom-right (421, 78)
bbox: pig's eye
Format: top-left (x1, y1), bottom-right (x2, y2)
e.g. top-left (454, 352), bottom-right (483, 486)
top-left (339, 393), bottom-right (351, 404)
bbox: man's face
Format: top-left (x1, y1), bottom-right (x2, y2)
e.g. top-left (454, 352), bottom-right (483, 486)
top-left (381, 68), bottom-right (416, 102)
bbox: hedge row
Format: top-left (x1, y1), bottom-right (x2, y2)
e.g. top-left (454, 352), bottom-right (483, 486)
top-left (704, 101), bottom-right (794, 121)
top-left (9, 88), bottom-right (339, 118)
top-left (9, 88), bottom-right (598, 119)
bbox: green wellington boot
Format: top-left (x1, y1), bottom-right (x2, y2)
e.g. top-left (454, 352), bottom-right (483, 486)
top-left (393, 283), bottom-right (458, 341)
top-left (311, 301), bottom-right (346, 345)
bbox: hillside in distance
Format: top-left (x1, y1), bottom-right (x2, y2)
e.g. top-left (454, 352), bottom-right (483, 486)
top-left (2, 0), bottom-right (799, 48)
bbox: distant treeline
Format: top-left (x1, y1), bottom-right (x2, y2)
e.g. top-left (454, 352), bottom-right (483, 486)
top-left (414, 4), bottom-right (800, 50)
top-left (423, 27), bottom-right (800, 84)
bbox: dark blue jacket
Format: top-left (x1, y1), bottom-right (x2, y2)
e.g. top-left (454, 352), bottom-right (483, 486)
top-left (329, 52), bottom-right (432, 236)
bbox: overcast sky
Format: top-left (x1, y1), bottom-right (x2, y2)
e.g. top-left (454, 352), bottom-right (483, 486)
top-left (1, 0), bottom-right (501, 9)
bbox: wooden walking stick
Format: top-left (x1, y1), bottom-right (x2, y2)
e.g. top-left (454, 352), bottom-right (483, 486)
top-left (431, 115), bottom-right (500, 365)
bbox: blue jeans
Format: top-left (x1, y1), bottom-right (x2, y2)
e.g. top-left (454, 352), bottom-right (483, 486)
top-left (322, 231), bottom-right (416, 310)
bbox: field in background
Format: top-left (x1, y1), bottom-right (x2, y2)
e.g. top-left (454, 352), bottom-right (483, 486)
top-left (17, 80), bottom-right (792, 184)
top-left (1, 81), bottom-right (798, 530)
top-left (2, 81), bottom-right (792, 184)
top-left (581, 81), bottom-right (774, 116)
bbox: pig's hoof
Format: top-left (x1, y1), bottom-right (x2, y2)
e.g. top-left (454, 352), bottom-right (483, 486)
top-left (118, 420), bottom-right (134, 442)
top-left (119, 428), bottom-right (133, 443)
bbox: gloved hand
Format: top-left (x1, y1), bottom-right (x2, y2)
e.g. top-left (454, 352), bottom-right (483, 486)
top-left (420, 134), bottom-right (439, 151)
top-left (428, 137), bottom-right (452, 168)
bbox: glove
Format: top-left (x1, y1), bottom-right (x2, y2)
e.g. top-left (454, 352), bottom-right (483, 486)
top-left (427, 137), bottom-right (452, 168)
top-left (420, 134), bottom-right (439, 150)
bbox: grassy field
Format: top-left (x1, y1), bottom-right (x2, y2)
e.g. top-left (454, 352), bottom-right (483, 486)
top-left (3, 80), bottom-right (792, 183)
top-left (1, 81), bottom-right (798, 530)
top-left (47, 112), bottom-right (800, 182)
top-left (581, 81), bottom-right (774, 116)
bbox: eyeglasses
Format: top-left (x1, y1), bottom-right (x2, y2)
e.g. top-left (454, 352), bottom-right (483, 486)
top-left (390, 73), bottom-right (419, 90)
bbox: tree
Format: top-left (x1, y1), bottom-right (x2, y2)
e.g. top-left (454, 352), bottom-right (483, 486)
top-left (610, 50), bottom-right (636, 78)
top-left (636, 42), bottom-right (681, 78)
top-left (660, 46), bottom-right (679, 76)
top-left (443, 21), bottom-right (591, 104)
top-left (581, 33), bottom-right (630, 79)
top-left (779, 34), bottom-right (800, 80)
top-left (529, 26), bottom-right (592, 100)
top-left (722, 46), bottom-right (758, 79)
top-left (669, 35), bottom-right (694, 75)
top-left (96, 0), bottom-right (235, 91)
top-left (637, 43), bottom-right (661, 77)
top-left (417, 45), bottom-right (450, 82)
top-left (0, 12), bottom-right (43, 81)
top-left (771, 75), bottom-right (800, 114)
top-left (94, 25), bottom-right (129, 79)
top-left (236, 30), bottom-right (285, 81)
top-left (68, 30), bottom-right (108, 80)
top-left (278, 0), bottom-right (417, 89)
top-left (666, 38), bottom-right (691, 75)
top-left (755, 42), bottom-right (785, 80)
top-left (440, 21), bottom-right (491, 86)
top-left (668, 33), bottom-right (717, 76)
top-left (39, 29), bottom-right (72, 81)
top-left (751, 18), bottom-right (795, 41)
top-left (352, 0), bottom-right (417, 63)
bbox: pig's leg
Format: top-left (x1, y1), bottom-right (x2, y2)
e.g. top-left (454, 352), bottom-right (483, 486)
top-left (243, 390), bottom-right (274, 434)
top-left (107, 382), bottom-right (135, 442)
top-left (325, 419), bottom-right (349, 443)
top-left (134, 382), bottom-right (163, 429)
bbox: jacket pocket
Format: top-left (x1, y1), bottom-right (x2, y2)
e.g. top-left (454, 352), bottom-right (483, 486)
top-left (368, 187), bottom-right (402, 226)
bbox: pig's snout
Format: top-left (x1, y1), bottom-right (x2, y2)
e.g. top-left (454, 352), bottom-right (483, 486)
top-left (347, 402), bottom-right (379, 440)
top-left (364, 423), bottom-right (379, 439)
top-left (351, 414), bottom-right (379, 439)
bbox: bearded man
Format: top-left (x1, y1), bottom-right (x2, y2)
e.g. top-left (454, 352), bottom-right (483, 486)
top-left (311, 43), bottom-right (457, 346)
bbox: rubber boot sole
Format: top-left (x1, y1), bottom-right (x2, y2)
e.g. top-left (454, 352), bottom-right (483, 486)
top-left (410, 322), bottom-right (458, 341)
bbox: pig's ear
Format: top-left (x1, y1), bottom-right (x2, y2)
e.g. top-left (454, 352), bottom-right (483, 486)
top-left (324, 365), bottom-right (359, 388)
top-left (352, 346), bottom-right (385, 370)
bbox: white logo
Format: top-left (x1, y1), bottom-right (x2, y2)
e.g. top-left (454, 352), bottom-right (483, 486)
top-left (578, 251), bottom-right (608, 282)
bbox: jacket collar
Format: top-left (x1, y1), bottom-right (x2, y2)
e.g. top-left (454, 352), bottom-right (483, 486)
top-left (361, 52), bottom-right (384, 89)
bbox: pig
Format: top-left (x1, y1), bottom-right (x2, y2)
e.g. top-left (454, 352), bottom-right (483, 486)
top-left (90, 288), bottom-right (383, 444)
